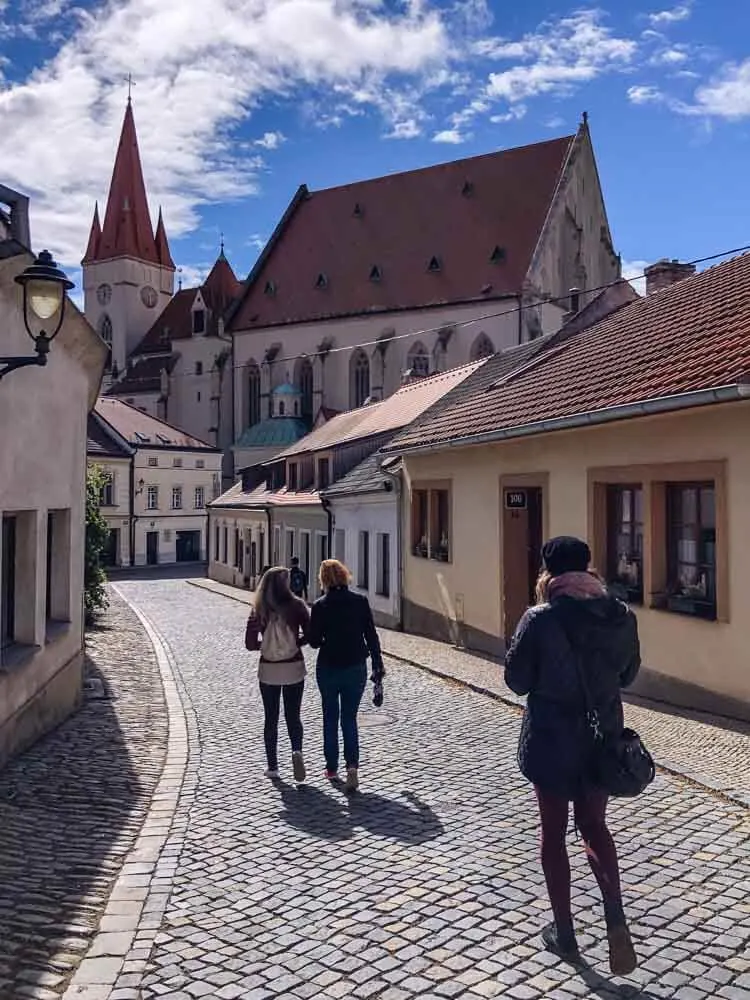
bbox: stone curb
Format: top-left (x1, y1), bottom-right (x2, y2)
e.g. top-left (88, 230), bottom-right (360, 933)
top-left (62, 586), bottom-right (192, 1000)
top-left (187, 576), bottom-right (749, 811)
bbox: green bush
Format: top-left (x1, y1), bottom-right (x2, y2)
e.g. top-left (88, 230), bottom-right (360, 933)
top-left (85, 466), bottom-right (110, 624)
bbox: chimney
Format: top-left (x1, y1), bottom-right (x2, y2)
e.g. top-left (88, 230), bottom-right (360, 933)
top-left (0, 184), bottom-right (31, 248)
top-left (644, 259), bottom-right (696, 296)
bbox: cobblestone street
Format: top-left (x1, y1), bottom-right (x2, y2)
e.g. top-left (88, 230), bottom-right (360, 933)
top-left (3, 577), bottom-right (750, 1000)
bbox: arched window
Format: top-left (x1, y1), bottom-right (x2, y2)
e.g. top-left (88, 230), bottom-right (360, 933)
top-left (279, 401), bottom-right (286, 416)
top-left (247, 361), bottom-right (261, 427)
top-left (296, 357), bottom-right (314, 423)
top-left (470, 333), bottom-right (494, 361)
top-left (407, 341), bottom-right (430, 378)
top-left (351, 349), bottom-right (370, 408)
top-left (100, 315), bottom-right (113, 371)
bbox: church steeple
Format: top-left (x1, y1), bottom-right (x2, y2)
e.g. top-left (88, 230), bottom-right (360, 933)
top-left (89, 101), bottom-right (166, 266)
top-left (82, 201), bottom-right (102, 264)
top-left (154, 207), bottom-right (175, 269)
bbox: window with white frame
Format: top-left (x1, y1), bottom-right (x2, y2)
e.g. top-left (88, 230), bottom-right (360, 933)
top-left (99, 471), bottom-right (115, 506)
top-left (274, 526), bottom-right (281, 565)
top-left (196, 459), bottom-right (205, 469)
top-left (358, 531), bottom-right (370, 590)
top-left (148, 456), bottom-right (158, 467)
top-left (172, 486), bottom-right (183, 510)
top-left (147, 486), bottom-right (159, 510)
top-left (376, 533), bottom-right (390, 598)
top-left (173, 457), bottom-right (183, 468)
top-left (194, 487), bottom-right (205, 509)
top-left (286, 529), bottom-right (295, 563)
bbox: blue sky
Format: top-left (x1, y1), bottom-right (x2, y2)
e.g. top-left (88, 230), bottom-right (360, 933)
top-left (1, 0), bottom-right (749, 295)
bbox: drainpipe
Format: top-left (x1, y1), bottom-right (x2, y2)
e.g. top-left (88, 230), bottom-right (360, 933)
top-left (380, 464), bottom-right (403, 630)
top-left (129, 454), bottom-right (136, 567)
top-left (264, 506), bottom-right (272, 567)
top-left (321, 495), bottom-right (333, 556)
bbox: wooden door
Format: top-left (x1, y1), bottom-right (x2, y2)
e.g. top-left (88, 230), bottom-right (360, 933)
top-left (502, 487), bottom-right (543, 641)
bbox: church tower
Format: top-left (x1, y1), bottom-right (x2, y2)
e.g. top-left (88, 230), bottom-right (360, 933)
top-left (82, 98), bottom-right (175, 380)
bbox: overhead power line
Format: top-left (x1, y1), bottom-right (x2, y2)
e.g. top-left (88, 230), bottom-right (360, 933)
top-left (107, 243), bottom-right (750, 388)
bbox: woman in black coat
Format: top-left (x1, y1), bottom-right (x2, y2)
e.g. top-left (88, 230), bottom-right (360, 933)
top-left (505, 536), bottom-right (641, 975)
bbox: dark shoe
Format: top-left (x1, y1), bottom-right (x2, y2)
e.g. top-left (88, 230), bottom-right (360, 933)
top-left (607, 923), bottom-right (637, 976)
top-left (541, 922), bottom-right (580, 964)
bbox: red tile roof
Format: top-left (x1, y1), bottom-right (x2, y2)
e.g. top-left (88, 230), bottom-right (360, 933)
top-left (384, 253), bottom-right (750, 453)
top-left (107, 354), bottom-right (176, 396)
top-left (95, 397), bottom-right (218, 450)
top-left (275, 359), bottom-right (486, 459)
top-left (210, 481), bottom-right (321, 510)
top-left (229, 135), bottom-right (575, 330)
top-left (154, 208), bottom-right (175, 269)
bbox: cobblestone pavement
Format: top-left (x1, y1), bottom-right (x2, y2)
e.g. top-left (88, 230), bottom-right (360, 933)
top-left (97, 577), bottom-right (750, 1000)
top-left (188, 577), bottom-right (750, 807)
top-left (0, 592), bottom-right (168, 999)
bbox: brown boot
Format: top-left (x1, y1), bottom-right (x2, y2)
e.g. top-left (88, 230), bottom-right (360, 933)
top-left (607, 923), bottom-right (637, 976)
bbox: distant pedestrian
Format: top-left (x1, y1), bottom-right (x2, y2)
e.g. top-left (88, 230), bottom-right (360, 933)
top-left (504, 536), bottom-right (641, 975)
top-left (245, 566), bottom-right (310, 783)
top-left (289, 556), bottom-right (309, 602)
top-left (308, 559), bottom-right (385, 792)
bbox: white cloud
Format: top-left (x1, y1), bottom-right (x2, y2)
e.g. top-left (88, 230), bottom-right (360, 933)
top-left (650, 46), bottom-right (689, 66)
top-left (484, 11), bottom-right (636, 105)
top-left (254, 130), bottom-right (286, 150)
top-left (386, 118), bottom-right (423, 139)
top-left (542, 115), bottom-right (565, 129)
top-left (648, 3), bottom-right (693, 26)
top-left (688, 59), bottom-right (750, 119)
top-left (0, 0), bottom-right (450, 266)
top-left (432, 127), bottom-right (468, 143)
top-left (627, 84), bottom-right (664, 105)
top-left (621, 259), bottom-right (649, 297)
top-left (246, 233), bottom-right (267, 250)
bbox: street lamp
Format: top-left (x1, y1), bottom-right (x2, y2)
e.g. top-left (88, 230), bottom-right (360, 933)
top-left (1, 250), bottom-right (74, 381)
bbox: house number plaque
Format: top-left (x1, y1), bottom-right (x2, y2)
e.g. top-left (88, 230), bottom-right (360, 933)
top-left (505, 490), bottom-right (527, 510)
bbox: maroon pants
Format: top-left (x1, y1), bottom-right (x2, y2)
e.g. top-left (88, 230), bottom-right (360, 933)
top-left (534, 786), bottom-right (625, 932)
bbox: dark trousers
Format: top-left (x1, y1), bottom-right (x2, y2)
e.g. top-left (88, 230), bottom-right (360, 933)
top-left (259, 681), bottom-right (304, 770)
top-left (535, 786), bottom-right (625, 933)
top-left (316, 664), bottom-right (367, 770)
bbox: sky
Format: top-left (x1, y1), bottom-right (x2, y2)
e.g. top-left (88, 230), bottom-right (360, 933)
top-left (1, 0), bottom-right (749, 297)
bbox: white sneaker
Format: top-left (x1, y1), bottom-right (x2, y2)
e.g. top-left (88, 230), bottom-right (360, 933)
top-left (345, 767), bottom-right (359, 793)
top-left (264, 768), bottom-right (280, 779)
top-left (292, 752), bottom-right (307, 783)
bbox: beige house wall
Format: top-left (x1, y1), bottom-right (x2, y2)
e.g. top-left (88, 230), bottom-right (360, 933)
top-left (1, 253), bottom-right (107, 766)
top-left (401, 402), bottom-right (750, 717)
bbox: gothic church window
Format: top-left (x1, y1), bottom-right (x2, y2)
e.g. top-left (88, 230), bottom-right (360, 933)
top-left (470, 333), bottom-right (494, 361)
top-left (100, 315), bottom-right (113, 371)
top-left (247, 361), bottom-right (261, 427)
top-left (351, 349), bottom-right (370, 408)
top-left (296, 357), bottom-right (314, 423)
top-left (407, 342), bottom-right (430, 378)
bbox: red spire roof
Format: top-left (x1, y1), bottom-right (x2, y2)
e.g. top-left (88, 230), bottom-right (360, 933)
top-left (81, 202), bottom-right (102, 264)
top-left (202, 250), bottom-right (242, 311)
top-left (93, 101), bottom-right (162, 265)
top-left (154, 207), bottom-right (175, 270)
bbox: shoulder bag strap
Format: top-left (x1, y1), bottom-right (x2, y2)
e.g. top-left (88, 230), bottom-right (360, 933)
top-left (555, 608), bottom-right (603, 743)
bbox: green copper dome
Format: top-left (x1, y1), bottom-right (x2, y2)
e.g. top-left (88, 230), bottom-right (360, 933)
top-left (235, 416), bottom-right (308, 449)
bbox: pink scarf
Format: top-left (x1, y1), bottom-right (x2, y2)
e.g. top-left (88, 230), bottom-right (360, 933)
top-left (548, 571), bottom-right (606, 602)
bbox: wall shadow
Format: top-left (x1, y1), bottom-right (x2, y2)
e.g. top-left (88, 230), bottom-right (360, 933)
top-left (0, 595), bottom-right (166, 993)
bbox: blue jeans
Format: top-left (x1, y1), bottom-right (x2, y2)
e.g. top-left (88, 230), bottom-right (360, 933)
top-left (316, 663), bottom-right (367, 770)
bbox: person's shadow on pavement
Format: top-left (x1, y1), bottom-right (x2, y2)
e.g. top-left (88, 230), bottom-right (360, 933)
top-left (275, 782), bottom-right (444, 844)
top-left (572, 959), bottom-right (661, 999)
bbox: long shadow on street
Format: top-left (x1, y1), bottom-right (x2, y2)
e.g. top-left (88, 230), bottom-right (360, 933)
top-left (0, 599), bottom-right (167, 996)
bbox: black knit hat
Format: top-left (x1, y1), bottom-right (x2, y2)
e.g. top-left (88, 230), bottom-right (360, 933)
top-left (542, 536), bottom-right (591, 577)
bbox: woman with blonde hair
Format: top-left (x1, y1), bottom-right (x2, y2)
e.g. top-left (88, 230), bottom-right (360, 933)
top-left (245, 566), bottom-right (310, 782)
top-left (505, 537), bottom-right (641, 975)
top-left (308, 559), bottom-right (385, 792)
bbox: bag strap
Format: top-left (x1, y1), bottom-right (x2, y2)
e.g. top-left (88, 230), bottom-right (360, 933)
top-left (554, 607), bottom-right (603, 743)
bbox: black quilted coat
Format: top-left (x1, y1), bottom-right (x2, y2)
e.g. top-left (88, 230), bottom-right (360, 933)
top-left (505, 595), bottom-right (641, 797)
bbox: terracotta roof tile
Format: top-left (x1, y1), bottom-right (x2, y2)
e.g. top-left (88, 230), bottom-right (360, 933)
top-left (210, 482), bottom-right (321, 510)
top-left (95, 397), bottom-right (218, 450)
top-left (230, 135), bottom-right (574, 329)
top-left (385, 252), bottom-right (750, 452)
top-left (86, 414), bottom-right (132, 458)
top-left (275, 360), bottom-right (486, 459)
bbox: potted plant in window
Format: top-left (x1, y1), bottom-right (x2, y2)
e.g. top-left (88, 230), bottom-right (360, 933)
top-left (433, 532), bottom-right (450, 562)
top-left (666, 572), bottom-right (712, 618)
top-left (414, 534), bottom-right (429, 558)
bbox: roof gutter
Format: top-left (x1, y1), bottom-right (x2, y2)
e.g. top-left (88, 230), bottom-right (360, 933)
top-left (385, 383), bottom-right (750, 457)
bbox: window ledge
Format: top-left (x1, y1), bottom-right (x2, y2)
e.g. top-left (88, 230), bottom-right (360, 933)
top-left (0, 642), bottom-right (41, 673)
top-left (46, 620), bottom-right (72, 645)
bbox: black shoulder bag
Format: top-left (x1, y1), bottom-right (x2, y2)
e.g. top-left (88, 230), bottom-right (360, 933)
top-left (563, 619), bottom-right (655, 798)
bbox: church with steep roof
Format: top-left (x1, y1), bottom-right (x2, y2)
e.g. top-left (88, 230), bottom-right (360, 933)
top-left (82, 99), bottom-right (243, 483)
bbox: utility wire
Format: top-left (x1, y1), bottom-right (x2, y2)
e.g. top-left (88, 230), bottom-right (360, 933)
top-left (109, 243), bottom-right (750, 387)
